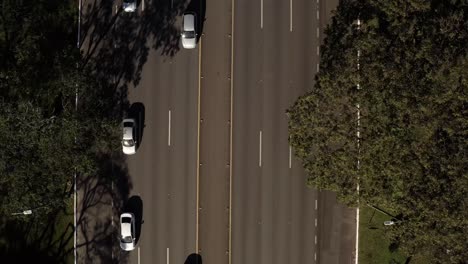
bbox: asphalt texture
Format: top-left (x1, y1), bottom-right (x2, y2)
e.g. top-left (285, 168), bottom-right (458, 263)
top-left (232, 0), bottom-right (355, 263)
top-left (198, 0), bottom-right (232, 263)
top-left (78, 0), bottom-right (357, 263)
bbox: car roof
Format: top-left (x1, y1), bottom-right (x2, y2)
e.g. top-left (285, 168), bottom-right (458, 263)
top-left (121, 222), bottom-right (132, 237)
top-left (183, 13), bottom-right (195, 31)
top-left (123, 126), bottom-right (133, 140)
top-left (120, 213), bottom-right (134, 237)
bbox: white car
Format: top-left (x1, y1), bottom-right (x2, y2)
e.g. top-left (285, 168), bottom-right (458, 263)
top-left (181, 12), bottom-right (197, 49)
top-left (123, 0), bottom-right (136, 12)
top-left (120, 213), bottom-right (136, 251)
top-left (122, 118), bottom-right (137, 155)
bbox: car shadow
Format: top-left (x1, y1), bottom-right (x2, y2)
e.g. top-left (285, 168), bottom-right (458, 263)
top-left (185, 253), bottom-right (203, 264)
top-left (123, 195), bottom-right (143, 244)
top-left (127, 102), bottom-right (145, 148)
top-left (185, 0), bottom-right (206, 43)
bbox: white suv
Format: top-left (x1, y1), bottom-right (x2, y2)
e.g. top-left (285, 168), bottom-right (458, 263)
top-left (122, 118), bottom-right (137, 155)
top-left (181, 12), bottom-right (197, 49)
top-left (120, 213), bottom-right (136, 251)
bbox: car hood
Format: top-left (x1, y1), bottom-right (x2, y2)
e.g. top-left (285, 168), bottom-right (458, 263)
top-left (123, 145), bottom-right (136, 155)
top-left (123, 2), bottom-right (136, 12)
top-left (182, 37), bottom-right (196, 49)
top-left (120, 240), bottom-right (135, 251)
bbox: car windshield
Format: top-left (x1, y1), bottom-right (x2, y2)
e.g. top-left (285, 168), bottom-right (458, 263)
top-left (123, 122), bottom-right (133, 127)
top-left (123, 139), bottom-right (135, 147)
top-left (123, 0), bottom-right (133, 3)
top-left (183, 31), bottom-right (195, 39)
top-left (121, 236), bottom-right (133, 243)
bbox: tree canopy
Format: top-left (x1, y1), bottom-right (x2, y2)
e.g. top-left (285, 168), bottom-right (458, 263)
top-left (0, 0), bottom-right (120, 219)
top-left (288, 0), bottom-right (467, 262)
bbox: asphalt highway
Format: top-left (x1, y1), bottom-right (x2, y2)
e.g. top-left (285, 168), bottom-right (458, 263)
top-left (123, 10), bottom-right (200, 262)
top-left (78, 0), bottom-right (356, 263)
top-left (232, 0), bottom-right (355, 263)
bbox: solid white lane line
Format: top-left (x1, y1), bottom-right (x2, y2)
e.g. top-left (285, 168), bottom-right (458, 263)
top-left (289, 145), bottom-right (292, 168)
top-left (355, 208), bottom-right (360, 264)
top-left (168, 110), bottom-right (172, 146)
top-left (74, 169), bottom-right (77, 264)
top-left (167, 248), bottom-right (170, 264)
top-left (260, 0), bottom-right (264, 29)
top-left (259, 131), bottom-right (263, 167)
top-left (290, 0), bottom-right (293, 31)
top-left (138, 247), bottom-right (141, 264)
top-left (77, 0), bottom-right (82, 48)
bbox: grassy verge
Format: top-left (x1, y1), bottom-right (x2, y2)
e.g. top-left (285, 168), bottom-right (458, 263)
top-left (358, 206), bottom-right (408, 264)
top-left (0, 197), bottom-right (74, 263)
top-left (49, 197), bottom-right (74, 264)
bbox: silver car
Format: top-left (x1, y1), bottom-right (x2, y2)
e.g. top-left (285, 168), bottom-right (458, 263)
top-left (122, 118), bottom-right (137, 155)
top-left (181, 12), bottom-right (197, 49)
top-left (123, 0), bottom-right (136, 12)
top-left (120, 213), bottom-right (136, 251)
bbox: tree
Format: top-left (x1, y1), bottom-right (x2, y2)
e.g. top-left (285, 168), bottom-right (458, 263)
top-left (287, 0), bottom-right (468, 262)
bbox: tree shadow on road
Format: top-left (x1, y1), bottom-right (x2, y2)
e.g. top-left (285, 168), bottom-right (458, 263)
top-left (80, 0), bottom-right (188, 91)
top-left (75, 151), bottom-right (133, 263)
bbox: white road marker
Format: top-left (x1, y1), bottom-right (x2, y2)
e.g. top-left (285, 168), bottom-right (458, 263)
top-left (316, 63), bottom-right (319, 72)
top-left (290, 0), bottom-right (293, 32)
top-left (315, 235), bottom-right (317, 244)
top-left (315, 218), bottom-right (317, 227)
top-left (142, 0), bottom-right (145, 11)
top-left (138, 247), bottom-right (141, 264)
top-left (316, 27), bottom-right (320, 38)
top-left (168, 110), bottom-right (172, 146)
top-left (289, 145), bottom-right (292, 169)
top-left (167, 248), bottom-right (170, 264)
top-left (259, 131), bottom-right (263, 167)
top-left (260, 0), bottom-right (264, 29)
top-left (314, 252), bottom-right (317, 261)
top-left (317, 10), bottom-right (319, 19)
top-left (315, 199), bottom-right (318, 210)
top-left (317, 46), bottom-right (320, 56)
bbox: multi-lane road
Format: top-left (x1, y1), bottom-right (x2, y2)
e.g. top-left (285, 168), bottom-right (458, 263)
top-left (78, 0), bottom-right (356, 263)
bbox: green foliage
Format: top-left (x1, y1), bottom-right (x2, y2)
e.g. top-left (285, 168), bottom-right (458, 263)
top-left (288, 0), bottom-right (468, 262)
top-left (0, 0), bottom-right (120, 230)
top-left (359, 207), bottom-right (408, 264)
top-left (0, 101), bottom-right (76, 215)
